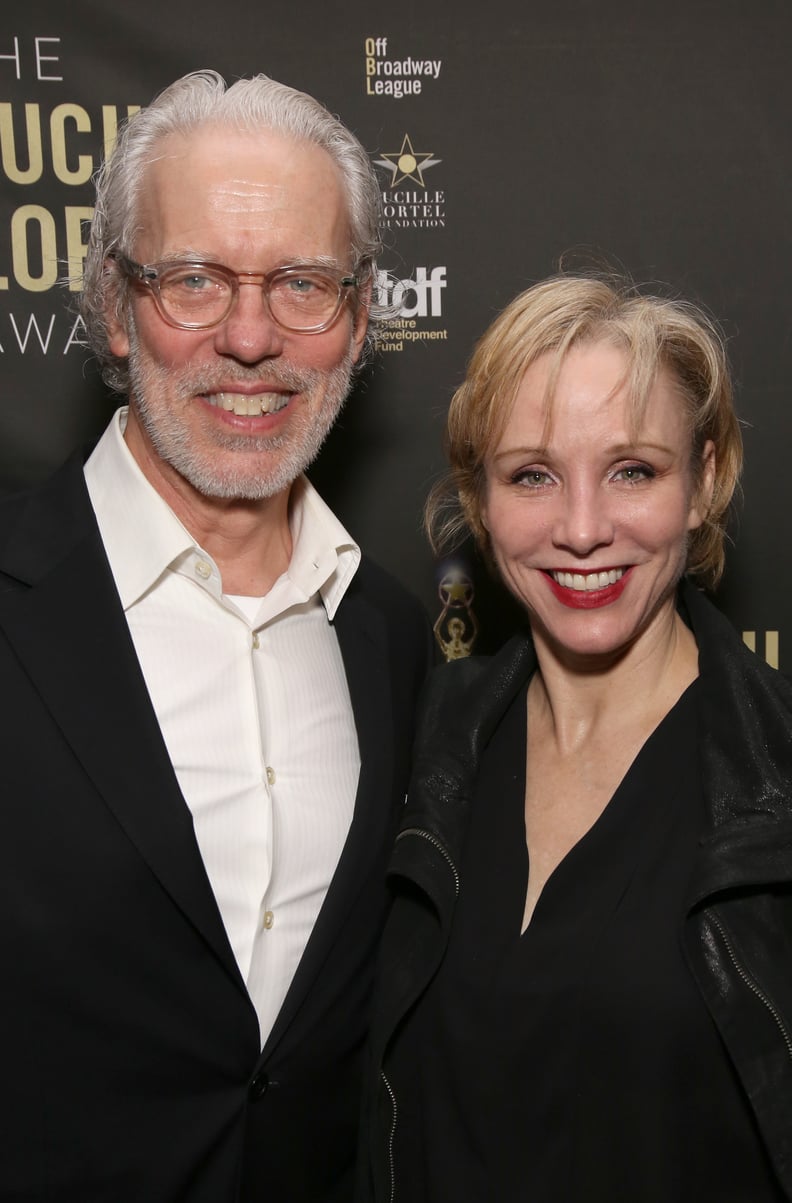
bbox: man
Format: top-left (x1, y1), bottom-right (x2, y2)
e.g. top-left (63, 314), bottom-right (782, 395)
top-left (0, 70), bottom-right (431, 1202)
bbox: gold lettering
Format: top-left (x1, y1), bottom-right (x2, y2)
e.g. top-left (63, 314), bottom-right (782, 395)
top-left (742, 630), bottom-right (780, 668)
top-left (50, 104), bottom-right (93, 185)
top-left (11, 204), bottom-right (58, 291)
top-left (102, 104), bottom-right (141, 161)
top-left (0, 102), bottom-right (43, 184)
top-left (65, 206), bottom-right (94, 290)
top-left (765, 631), bottom-right (779, 670)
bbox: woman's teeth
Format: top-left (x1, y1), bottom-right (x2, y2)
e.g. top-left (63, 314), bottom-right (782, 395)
top-left (552, 569), bottom-right (625, 592)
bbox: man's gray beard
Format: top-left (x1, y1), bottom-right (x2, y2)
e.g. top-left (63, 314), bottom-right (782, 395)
top-left (126, 324), bottom-right (355, 500)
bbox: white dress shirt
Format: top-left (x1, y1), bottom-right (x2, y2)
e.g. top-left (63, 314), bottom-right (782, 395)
top-left (84, 408), bottom-right (361, 1046)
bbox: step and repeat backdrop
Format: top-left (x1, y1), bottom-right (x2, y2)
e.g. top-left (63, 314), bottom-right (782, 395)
top-left (2, 0), bottom-right (790, 660)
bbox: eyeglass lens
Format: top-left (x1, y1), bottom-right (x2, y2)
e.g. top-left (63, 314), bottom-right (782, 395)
top-left (156, 266), bottom-right (341, 329)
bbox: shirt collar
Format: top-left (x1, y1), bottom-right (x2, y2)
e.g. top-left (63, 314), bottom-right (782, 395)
top-left (83, 406), bottom-right (360, 619)
top-left (286, 476), bottom-right (360, 618)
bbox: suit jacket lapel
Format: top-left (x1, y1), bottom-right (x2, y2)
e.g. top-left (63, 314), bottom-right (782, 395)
top-left (262, 581), bottom-right (395, 1055)
top-left (0, 457), bottom-right (243, 991)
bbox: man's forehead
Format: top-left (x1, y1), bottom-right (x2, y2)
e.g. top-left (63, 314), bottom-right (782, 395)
top-left (203, 177), bottom-right (289, 215)
top-left (135, 125), bottom-right (352, 257)
top-left (148, 125), bottom-right (340, 189)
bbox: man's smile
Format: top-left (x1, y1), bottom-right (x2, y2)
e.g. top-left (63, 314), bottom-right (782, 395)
top-left (203, 390), bottom-right (292, 416)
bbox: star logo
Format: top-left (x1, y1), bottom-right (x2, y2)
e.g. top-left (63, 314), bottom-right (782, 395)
top-left (373, 134), bottom-right (441, 187)
top-left (438, 568), bottom-right (474, 609)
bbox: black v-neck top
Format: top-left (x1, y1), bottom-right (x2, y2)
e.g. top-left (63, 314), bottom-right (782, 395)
top-left (401, 678), bottom-right (784, 1202)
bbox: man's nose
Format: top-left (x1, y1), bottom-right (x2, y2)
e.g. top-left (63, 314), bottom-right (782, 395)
top-left (212, 281), bottom-right (286, 362)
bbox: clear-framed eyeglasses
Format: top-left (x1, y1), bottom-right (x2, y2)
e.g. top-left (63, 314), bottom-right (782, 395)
top-left (111, 253), bottom-right (360, 334)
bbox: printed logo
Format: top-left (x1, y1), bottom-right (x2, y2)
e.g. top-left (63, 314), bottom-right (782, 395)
top-left (373, 134), bottom-right (440, 187)
top-left (0, 38), bottom-right (141, 358)
top-left (364, 36), bottom-right (443, 99)
top-left (376, 266), bottom-right (446, 318)
top-left (373, 134), bottom-right (445, 230)
top-left (434, 566), bottom-right (478, 660)
top-left (373, 266), bottom-right (449, 354)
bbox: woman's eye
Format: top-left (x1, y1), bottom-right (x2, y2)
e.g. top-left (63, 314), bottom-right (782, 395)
top-left (613, 464), bottom-right (653, 483)
top-left (513, 469), bottom-right (552, 488)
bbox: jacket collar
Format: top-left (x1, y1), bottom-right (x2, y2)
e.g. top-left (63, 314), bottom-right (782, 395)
top-left (389, 580), bottom-right (792, 910)
top-left (388, 630), bottom-right (535, 919)
top-left (0, 457), bottom-right (263, 1020)
top-left (680, 581), bottom-right (792, 900)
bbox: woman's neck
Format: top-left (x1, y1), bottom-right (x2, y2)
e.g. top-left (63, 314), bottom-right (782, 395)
top-left (528, 605), bottom-right (699, 755)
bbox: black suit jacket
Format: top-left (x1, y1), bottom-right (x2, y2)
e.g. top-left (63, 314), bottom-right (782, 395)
top-left (0, 454), bottom-right (432, 1203)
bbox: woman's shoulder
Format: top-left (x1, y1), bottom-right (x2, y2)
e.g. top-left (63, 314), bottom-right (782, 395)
top-left (417, 634), bottom-right (535, 751)
top-left (684, 581), bottom-right (792, 712)
top-left (683, 582), bottom-right (792, 840)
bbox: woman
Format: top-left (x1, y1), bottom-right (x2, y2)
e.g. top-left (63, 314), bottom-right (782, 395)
top-left (360, 275), bottom-right (792, 1202)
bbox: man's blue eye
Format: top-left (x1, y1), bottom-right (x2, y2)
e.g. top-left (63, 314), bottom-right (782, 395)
top-left (181, 274), bottom-right (213, 291)
top-left (287, 277), bottom-right (319, 293)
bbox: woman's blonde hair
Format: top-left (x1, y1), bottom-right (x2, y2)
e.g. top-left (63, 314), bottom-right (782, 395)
top-left (426, 273), bottom-right (742, 590)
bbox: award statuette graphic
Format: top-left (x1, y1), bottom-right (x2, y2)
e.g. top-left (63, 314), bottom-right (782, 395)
top-left (434, 566), bottom-right (478, 661)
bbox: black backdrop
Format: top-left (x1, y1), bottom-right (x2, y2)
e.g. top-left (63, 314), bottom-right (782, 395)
top-left (3, 0), bottom-right (790, 661)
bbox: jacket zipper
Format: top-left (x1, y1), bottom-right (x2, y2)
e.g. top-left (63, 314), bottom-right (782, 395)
top-left (396, 826), bottom-right (460, 896)
top-left (710, 913), bottom-right (792, 1059)
top-left (381, 1069), bottom-right (397, 1203)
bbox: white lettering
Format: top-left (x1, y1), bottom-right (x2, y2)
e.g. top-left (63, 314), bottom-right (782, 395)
top-left (35, 36), bottom-right (62, 82)
top-left (8, 311), bottom-right (56, 351)
top-left (0, 36), bottom-right (21, 79)
top-left (63, 313), bottom-right (86, 352)
top-left (376, 266), bottom-right (446, 317)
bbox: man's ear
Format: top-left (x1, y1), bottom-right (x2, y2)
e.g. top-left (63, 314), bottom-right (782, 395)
top-left (349, 277), bottom-right (372, 364)
top-left (104, 258), bottom-right (130, 357)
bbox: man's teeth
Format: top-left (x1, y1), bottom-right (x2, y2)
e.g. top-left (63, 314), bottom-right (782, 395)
top-left (552, 569), bottom-right (625, 592)
top-left (207, 392), bottom-right (290, 416)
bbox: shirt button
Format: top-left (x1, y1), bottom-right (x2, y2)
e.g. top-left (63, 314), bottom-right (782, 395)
top-left (252, 633), bottom-right (261, 650)
top-left (194, 559), bottom-right (212, 580)
top-left (266, 766), bottom-right (276, 786)
top-left (249, 1069), bottom-right (270, 1100)
top-left (263, 910), bottom-right (275, 930)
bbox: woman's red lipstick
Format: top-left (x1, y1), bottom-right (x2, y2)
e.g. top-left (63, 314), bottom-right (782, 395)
top-left (546, 568), bottom-right (631, 609)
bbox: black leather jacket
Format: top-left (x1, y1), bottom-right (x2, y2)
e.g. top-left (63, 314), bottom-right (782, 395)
top-left (359, 582), bottom-right (792, 1202)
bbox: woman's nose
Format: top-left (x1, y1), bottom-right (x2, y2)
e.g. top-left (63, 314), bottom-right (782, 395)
top-left (551, 482), bottom-right (615, 555)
